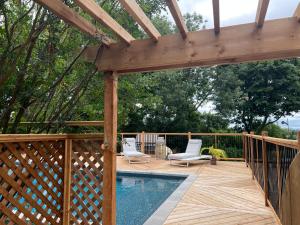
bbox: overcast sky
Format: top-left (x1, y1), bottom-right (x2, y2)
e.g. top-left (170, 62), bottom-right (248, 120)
top-left (175, 0), bottom-right (299, 28)
top-left (167, 0), bottom-right (300, 130)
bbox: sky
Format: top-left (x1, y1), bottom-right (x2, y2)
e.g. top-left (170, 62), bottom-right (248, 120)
top-left (175, 0), bottom-right (299, 29)
top-left (167, 0), bottom-right (300, 130)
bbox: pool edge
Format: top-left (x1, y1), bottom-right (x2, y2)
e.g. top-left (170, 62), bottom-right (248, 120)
top-left (117, 170), bottom-right (196, 225)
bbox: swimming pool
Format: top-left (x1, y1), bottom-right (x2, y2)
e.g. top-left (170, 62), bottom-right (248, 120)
top-left (117, 172), bottom-right (186, 225)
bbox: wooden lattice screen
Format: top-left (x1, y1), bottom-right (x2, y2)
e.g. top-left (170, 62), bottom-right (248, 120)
top-left (70, 140), bottom-right (104, 224)
top-left (0, 135), bottom-right (104, 225)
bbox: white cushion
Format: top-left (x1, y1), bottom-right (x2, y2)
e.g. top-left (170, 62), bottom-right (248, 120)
top-left (185, 139), bottom-right (202, 156)
top-left (168, 153), bottom-right (195, 160)
top-left (122, 138), bottom-right (137, 153)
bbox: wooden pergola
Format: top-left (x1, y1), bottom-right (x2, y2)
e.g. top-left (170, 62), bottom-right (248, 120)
top-left (33, 0), bottom-right (300, 225)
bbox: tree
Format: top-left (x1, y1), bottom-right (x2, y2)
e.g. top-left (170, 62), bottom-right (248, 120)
top-left (213, 60), bottom-right (300, 133)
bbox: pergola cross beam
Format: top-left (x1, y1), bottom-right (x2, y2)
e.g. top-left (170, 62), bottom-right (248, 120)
top-left (82, 18), bottom-right (300, 74)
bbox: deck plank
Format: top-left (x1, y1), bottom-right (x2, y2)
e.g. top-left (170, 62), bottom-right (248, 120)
top-left (117, 157), bottom-right (279, 225)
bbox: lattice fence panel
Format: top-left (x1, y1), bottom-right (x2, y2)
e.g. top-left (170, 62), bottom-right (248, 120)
top-left (70, 140), bottom-right (104, 225)
top-left (0, 141), bottom-right (65, 225)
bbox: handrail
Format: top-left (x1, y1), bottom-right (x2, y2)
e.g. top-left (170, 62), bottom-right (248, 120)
top-left (0, 133), bottom-right (104, 142)
top-left (120, 132), bottom-right (242, 136)
top-left (244, 133), bottom-right (299, 149)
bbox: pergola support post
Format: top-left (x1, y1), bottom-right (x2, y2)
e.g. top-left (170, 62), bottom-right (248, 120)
top-left (103, 72), bottom-right (118, 225)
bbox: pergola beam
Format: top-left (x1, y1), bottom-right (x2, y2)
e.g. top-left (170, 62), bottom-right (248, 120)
top-left (212, 0), bottom-right (220, 34)
top-left (74, 0), bottom-right (134, 45)
top-left (166, 0), bottom-right (188, 39)
top-left (34, 0), bottom-right (114, 45)
top-left (294, 3), bottom-right (300, 22)
top-left (82, 18), bottom-right (300, 73)
top-left (256, 0), bottom-right (270, 27)
top-left (118, 0), bottom-right (161, 41)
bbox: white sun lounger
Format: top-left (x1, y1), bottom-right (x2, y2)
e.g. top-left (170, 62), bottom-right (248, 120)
top-left (168, 139), bottom-right (212, 167)
top-left (122, 138), bottom-right (150, 164)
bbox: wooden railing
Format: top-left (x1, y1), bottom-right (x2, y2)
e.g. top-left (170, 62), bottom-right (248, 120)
top-left (0, 133), bottom-right (107, 225)
top-left (243, 132), bottom-right (300, 225)
top-left (120, 132), bottom-right (243, 158)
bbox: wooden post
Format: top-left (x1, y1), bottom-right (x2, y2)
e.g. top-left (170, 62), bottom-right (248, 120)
top-left (103, 72), bottom-right (118, 225)
top-left (188, 132), bottom-right (192, 140)
top-left (141, 131), bottom-right (145, 153)
top-left (262, 131), bottom-right (269, 207)
top-left (250, 131), bottom-right (255, 180)
top-left (63, 139), bottom-right (72, 225)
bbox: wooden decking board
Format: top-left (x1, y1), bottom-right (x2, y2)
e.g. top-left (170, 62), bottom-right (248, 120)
top-left (117, 157), bottom-right (278, 225)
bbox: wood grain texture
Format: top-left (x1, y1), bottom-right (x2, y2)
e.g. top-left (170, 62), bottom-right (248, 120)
top-left (83, 18), bottom-right (300, 73)
top-left (256, 0), bottom-right (270, 27)
top-left (166, 0), bottom-right (188, 39)
top-left (117, 158), bottom-right (279, 225)
top-left (212, 0), bottom-right (220, 34)
top-left (34, 0), bottom-right (114, 45)
top-left (103, 72), bottom-right (118, 225)
top-left (118, 0), bottom-right (160, 41)
top-left (74, 0), bottom-right (134, 44)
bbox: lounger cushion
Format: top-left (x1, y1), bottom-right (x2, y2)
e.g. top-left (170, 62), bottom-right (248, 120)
top-left (123, 138), bottom-right (137, 152)
top-left (124, 151), bottom-right (148, 157)
top-left (185, 139), bottom-right (202, 155)
top-left (168, 153), bottom-right (195, 160)
top-left (178, 155), bottom-right (212, 161)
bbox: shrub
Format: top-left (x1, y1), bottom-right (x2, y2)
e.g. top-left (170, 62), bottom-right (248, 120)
top-left (201, 146), bottom-right (227, 159)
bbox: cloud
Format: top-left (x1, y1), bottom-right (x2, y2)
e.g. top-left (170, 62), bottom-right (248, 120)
top-left (177, 0), bottom-right (299, 28)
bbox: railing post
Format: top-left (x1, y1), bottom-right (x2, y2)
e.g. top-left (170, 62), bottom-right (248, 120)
top-left (250, 131), bottom-right (255, 180)
top-left (141, 131), bottom-right (145, 153)
top-left (262, 131), bottom-right (269, 207)
top-left (214, 134), bottom-right (217, 148)
top-left (188, 132), bottom-right (191, 140)
top-left (103, 72), bottom-right (118, 225)
top-left (63, 138), bottom-right (72, 225)
top-left (242, 132), bottom-right (246, 160)
top-left (244, 132), bottom-right (249, 167)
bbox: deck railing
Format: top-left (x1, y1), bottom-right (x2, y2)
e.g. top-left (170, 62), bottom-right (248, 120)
top-left (244, 132), bottom-right (300, 225)
top-left (0, 134), bottom-right (107, 225)
top-left (120, 132), bottom-right (243, 158)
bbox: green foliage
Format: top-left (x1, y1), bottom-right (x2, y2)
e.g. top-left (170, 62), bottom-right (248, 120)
top-left (222, 147), bottom-right (243, 158)
top-left (201, 146), bottom-right (227, 159)
top-left (263, 123), bottom-right (297, 139)
top-left (213, 60), bottom-right (300, 133)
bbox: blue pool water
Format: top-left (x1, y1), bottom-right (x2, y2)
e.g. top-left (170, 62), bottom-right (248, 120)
top-left (3, 169), bottom-right (185, 225)
top-left (117, 172), bottom-right (186, 225)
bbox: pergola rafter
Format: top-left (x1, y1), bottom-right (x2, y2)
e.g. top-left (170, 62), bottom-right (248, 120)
top-left (74, 0), bottom-right (135, 45)
top-left (118, 0), bottom-right (161, 41)
top-left (256, 0), bottom-right (270, 27)
top-left (294, 2), bottom-right (300, 22)
top-left (34, 0), bottom-right (114, 45)
top-left (212, 0), bottom-right (220, 34)
top-left (166, 0), bottom-right (188, 39)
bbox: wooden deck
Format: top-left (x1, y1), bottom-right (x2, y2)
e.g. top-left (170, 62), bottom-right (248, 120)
top-left (117, 157), bottom-right (279, 225)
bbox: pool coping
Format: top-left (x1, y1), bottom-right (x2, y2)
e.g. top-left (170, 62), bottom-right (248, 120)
top-left (117, 170), bottom-right (197, 225)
